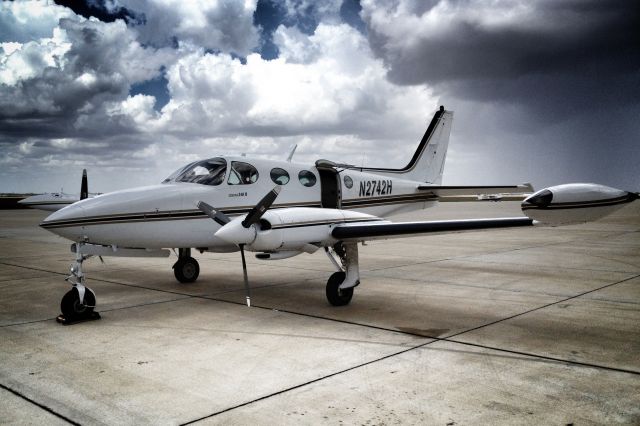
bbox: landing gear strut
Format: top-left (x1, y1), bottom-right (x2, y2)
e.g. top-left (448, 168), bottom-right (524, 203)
top-left (173, 248), bottom-right (200, 283)
top-left (324, 242), bottom-right (360, 306)
top-left (58, 242), bottom-right (100, 324)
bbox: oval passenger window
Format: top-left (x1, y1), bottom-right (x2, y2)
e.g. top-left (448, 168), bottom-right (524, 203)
top-left (298, 170), bottom-right (317, 187)
top-left (270, 168), bottom-right (290, 185)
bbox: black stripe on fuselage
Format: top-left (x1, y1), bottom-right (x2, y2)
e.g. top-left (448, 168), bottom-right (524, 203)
top-left (522, 194), bottom-right (636, 211)
top-left (342, 193), bottom-right (437, 208)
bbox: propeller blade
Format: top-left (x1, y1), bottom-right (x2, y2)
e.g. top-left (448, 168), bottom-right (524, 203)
top-left (197, 201), bottom-right (231, 226)
top-left (239, 244), bottom-right (251, 307)
top-left (242, 186), bottom-right (281, 228)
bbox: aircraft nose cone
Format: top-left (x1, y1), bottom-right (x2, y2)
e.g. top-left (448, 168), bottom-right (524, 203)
top-left (42, 203), bottom-right (86, 224)
top-left (214, 219), bottom-right (256, 245)
top-left (40, 203), bottom-right (87, 240)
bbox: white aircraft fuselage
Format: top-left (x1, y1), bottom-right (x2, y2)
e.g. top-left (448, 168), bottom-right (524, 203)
top-left (41, 158), bottom-right (437, 250)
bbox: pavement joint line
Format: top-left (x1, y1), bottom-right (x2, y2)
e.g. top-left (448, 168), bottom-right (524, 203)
top-left (361, 271), bottom-right (640, 301)
top-left (441, 273), bottom-right (640, 341)
top-left (0, 382), bottom-right (80, 426)
top-left (180, 336), bottom-right (438, 425)
top-left (435, 338), bottom-right (640, 376)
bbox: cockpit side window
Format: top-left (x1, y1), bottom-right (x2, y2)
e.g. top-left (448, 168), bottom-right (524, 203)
top-left (228, 161), bottom-right (259, 185)
top-left (172, 158), bottom-right (227, 186)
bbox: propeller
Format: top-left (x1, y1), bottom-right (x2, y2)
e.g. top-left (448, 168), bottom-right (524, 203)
top-left (242, 186), bottom-right (281, 228)
top-left (197, 201), bottom-right (231, 226)
top-left (197, 186), bottom-right (281, 307)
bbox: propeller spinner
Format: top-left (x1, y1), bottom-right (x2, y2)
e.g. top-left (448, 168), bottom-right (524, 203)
top-left (197, 186), bottom-right (282, 307)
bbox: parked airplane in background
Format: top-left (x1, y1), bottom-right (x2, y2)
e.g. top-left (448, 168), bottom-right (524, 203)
top-left (19, 169), bottom-right (92, 211)
top-left (39, 106), bottom-right (638, 323)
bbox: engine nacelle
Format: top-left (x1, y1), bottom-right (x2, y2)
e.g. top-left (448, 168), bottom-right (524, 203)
top-left (249, 208), bottom-right (381, 251)
top-left (214, 207), bottom-right (383, 252)
top-left (521, 183), bottom-right (638, 225)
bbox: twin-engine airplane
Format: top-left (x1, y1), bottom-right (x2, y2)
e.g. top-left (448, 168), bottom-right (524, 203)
top-left (19, 169), bottom-right (91, 211)
top-left (39, 106), bottom-right (638, 322)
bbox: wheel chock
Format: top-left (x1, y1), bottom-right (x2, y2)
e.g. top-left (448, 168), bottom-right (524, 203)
top-left (56, 311), bottom-right (101, 325)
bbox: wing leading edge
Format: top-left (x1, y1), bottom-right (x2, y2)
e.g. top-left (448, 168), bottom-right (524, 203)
top-left (332, 217), bottom-right (533, 242)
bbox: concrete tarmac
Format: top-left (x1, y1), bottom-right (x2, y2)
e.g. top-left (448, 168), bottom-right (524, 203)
top-left (0, 202), bottom-right (638, 425)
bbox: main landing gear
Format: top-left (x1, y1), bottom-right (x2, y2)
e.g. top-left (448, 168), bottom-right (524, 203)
top-left (324, 242), bottom-right (360, 306)
top-left (173, 248), bottom-right (200, 283)
top-left (58, 242), bottom-right (100, 325)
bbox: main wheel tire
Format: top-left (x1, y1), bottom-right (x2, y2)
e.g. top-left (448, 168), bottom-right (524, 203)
top-left (326, 271), bottom-right (353, 306)
top-left (173, 256), bottom-right (200, 283)
top-left (60, 287), bottom-right (96, 319)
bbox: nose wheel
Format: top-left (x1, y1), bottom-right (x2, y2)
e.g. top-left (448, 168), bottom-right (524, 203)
top-left (61, 287), bottom-right (96, 319)
top-left (57, 243), bottom-right (101, 325)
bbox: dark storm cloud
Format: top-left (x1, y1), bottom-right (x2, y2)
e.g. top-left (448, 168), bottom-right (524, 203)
top-left (361, 0), bottom-right (640, 188)
top-left (0, 17), bottom-right (168, 142)
top-left (365, 0), bottom-right (640, 120)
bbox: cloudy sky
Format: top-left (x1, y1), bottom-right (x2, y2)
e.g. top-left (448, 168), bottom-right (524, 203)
top-left (1, 0), bottom-right (638, 194)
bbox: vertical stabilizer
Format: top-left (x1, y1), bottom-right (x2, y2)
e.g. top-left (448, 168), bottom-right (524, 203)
top-left (80, 169), bottom-right (88, 200)
top-left (360, 106), bottom-right (453, 184)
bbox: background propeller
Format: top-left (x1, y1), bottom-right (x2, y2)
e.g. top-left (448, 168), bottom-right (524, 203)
top-left (197, 186), bottom-right (281, 306)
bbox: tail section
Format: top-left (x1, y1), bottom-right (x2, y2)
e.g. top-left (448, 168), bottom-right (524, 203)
top-left (362, 106), bottom-right (453, 184)
top-left (80, 169), bottom-right (88, 200)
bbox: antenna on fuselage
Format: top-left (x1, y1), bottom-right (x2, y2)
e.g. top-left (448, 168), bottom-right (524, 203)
top-left (286, 144), bottom-right (297, 162)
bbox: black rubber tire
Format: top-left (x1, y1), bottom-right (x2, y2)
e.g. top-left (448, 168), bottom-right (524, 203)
top-left (326, 271), bottom-right (353, 306)
top-left (173, 256), bottom-right (200, 283)
top-left (60, 287), bottom-right (96, 319)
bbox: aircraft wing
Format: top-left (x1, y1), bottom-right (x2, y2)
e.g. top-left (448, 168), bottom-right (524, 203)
top-left (331, 217), bottom-right (533, 242)
top-left (417, 183), bottom-right (533, 197)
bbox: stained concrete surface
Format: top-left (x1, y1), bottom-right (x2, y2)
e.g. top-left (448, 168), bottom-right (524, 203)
top-left (0, 202), bottom-right (638, 425)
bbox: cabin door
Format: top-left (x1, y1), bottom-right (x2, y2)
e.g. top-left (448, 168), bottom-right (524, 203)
top-left (318, 167), bottom-right (341, 209)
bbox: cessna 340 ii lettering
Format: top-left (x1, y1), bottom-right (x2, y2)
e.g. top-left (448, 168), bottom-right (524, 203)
top-left (39, 106), bottom-right (638, 323)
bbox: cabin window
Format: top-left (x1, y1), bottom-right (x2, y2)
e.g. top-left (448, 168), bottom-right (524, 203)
top-left (343, 175), bottom-right (353, 189)
top-left (298, 170), bottom-right (317, 187)
top-left (270, 168), bottom-right (290, 185)
top-left (228, 161), bottom-right (259, 185)
top-left (172, 158), bottom-right (226, 186)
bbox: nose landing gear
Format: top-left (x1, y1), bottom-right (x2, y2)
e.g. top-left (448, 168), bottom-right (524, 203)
top-left (57, 242), bottom-right (101, 325)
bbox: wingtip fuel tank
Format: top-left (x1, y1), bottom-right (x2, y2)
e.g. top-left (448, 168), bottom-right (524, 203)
top-left (521, 183), bottom-right (638, 224)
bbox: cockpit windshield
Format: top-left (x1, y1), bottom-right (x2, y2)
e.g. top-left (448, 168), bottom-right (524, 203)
top-left (163, 158), bottom-right (227, 186)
